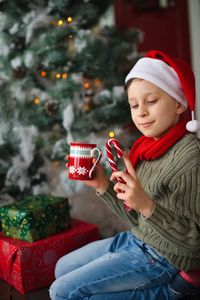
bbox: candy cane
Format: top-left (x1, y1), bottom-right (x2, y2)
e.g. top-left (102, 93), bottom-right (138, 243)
top-left (106, 139), bottom-right (124, 173)
top-left (106, 138), bottom-right (131, 211)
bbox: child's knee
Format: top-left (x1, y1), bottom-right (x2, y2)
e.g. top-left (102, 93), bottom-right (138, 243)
top-left (49, 280), bottom-right (63, 300)
top-left (54, 256), bottom-right (65, 279)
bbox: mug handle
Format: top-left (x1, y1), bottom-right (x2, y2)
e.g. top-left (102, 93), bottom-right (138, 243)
top-left (89, 147), bottom-right (101, 178)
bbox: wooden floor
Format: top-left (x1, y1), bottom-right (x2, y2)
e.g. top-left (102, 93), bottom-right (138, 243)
top-left (1, 278), bottom-right (199, 300)
top-left (0, 279), bottom-right (50, 300)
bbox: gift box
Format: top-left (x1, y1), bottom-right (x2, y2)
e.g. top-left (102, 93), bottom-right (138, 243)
top-left (0, 219), bottom-right (100, 294)
top-left (0, 195), bottom-right (70, 242)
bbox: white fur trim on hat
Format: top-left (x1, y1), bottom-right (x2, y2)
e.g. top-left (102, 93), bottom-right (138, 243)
top-left (125, 57), bottom-right (188, 108)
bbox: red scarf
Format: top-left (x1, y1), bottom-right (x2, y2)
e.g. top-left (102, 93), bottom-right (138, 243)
top-left (130, 119), bottom-right (188, 167)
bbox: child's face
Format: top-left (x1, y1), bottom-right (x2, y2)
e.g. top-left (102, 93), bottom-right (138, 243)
top-left (127, 79), bottom-right (186, 139)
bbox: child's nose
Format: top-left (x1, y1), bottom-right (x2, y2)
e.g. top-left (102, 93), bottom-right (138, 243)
top-left (138, 104), bottom-right (148, 116)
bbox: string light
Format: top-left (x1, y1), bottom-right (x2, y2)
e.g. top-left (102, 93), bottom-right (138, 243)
top-left (40, 70), bottom-right (47, 77)
top-left (33, 97), bottom-right (40, 105)
top-left (67, 16), bottom-right (73, 23)
top-left (38, 71), bottom-right (69, 79)
top-left (56, 73), bottom-right (61, 79)
top-left (109, 131), bottom-right (115, 138)
top-left (58, 19), bottom-right (63, 26)
top-left (62, 73), bottom-right (68, 79)
top-left (83, 82), bottom-right (90, 89)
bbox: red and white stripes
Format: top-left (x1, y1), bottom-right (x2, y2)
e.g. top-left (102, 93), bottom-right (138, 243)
top-left (106, 139), bottom-right (124, 173)
top-left (106, 138), bottom-right (131, 211)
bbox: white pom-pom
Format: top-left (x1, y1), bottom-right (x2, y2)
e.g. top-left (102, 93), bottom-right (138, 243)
top-left (186, 120), bottom-right (200, 132)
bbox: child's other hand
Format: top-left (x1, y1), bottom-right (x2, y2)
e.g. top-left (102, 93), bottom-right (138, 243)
top-left (65, 155), bottom-right (109, 193)
top-left (110, 153), bottom-right (154, 217)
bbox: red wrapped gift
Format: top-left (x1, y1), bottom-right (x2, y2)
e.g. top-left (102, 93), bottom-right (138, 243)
top-left (0, 219), bottom-right (99, 294)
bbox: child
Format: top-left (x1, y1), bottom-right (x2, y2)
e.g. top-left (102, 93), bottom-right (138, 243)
top-left (49, 50), bottom-right (200, 300)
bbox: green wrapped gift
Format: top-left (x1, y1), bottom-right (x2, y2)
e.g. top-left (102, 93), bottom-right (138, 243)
top-left (0, 195), bottom-right (70, 242)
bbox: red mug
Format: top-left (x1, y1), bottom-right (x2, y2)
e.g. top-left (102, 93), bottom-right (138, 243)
top-left (68, 142), bottom-right (101, 180)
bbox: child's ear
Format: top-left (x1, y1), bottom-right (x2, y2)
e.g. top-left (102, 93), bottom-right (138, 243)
top-left (176, 102), bottom-right (187, 115)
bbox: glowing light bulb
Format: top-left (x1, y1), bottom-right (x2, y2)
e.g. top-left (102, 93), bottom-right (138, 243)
top-left (84, 82), bottom-right (90, 89)
top-left (33, 97), bottom-right (40, 105)
top-left (58, 20), bottom-right (63, 26)
top-left (109, 131), bottom-right (115, 138)
top-left (56, 73), bottom-right (61, 79)
top-left (67, 16), bottom-right (73, 23)
top-left (62, 73), bottom-right (68, 79)
top-left (40, 70), bottom-right (47, 77)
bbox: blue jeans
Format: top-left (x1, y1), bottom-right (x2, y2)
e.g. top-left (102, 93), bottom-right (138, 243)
top-left (49, 231), bottom-right (181, 299)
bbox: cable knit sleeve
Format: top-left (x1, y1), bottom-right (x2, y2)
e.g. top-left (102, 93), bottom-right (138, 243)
top-left (98, 182), bottom-right (139, 226)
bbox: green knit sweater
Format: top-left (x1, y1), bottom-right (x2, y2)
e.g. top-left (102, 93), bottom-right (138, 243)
top-left (99, 133), bottom-right (200, 271)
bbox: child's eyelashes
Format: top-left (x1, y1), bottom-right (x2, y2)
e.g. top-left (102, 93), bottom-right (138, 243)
top-left (130, 99), bottom-right (158, 109)
top-left (147, 99), bottom-right (158, 104)
top-left (130, 104), bottom-right (138, 109)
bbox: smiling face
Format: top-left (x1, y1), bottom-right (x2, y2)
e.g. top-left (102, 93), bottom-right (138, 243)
top-left (127, 79), bottom-right (186, 139)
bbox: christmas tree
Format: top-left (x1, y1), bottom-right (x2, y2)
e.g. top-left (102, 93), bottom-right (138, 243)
top-left (0, 0), bottom-right (141, 204)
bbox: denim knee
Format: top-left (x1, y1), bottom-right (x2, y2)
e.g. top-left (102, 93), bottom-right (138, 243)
top-left (49, 284), bottom-right (59, 300)
top-left (54, 256), bottom-right (65, 279)
top-left (49, 279), bottom-right (66, 300)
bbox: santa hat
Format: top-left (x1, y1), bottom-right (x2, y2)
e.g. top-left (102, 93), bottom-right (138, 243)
top-left (125, 50), bottom-right (200, 132)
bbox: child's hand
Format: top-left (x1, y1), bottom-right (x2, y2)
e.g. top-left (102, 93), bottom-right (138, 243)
top-left (110, 153), bottom-right (155, 217)
top-left (65, 155), bottom-right (109, 193)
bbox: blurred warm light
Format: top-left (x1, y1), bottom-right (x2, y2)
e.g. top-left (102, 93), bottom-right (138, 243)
top-left (56, 73), bottom-right (61, 79)
top-left (67, 16), bottom-right (73, 23)
top-left (40, 70), bottom-right (47, 77)
top-left (83, 82), bottom-right (90, 89)
top-left (109, 131), bottom-right (115, 138)
top-left (62, 73), bottom-right (68, 79)
top-left (58, 20), bottom-right (63, 26)
top-left (33, 97), bottom-right (40, 105)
